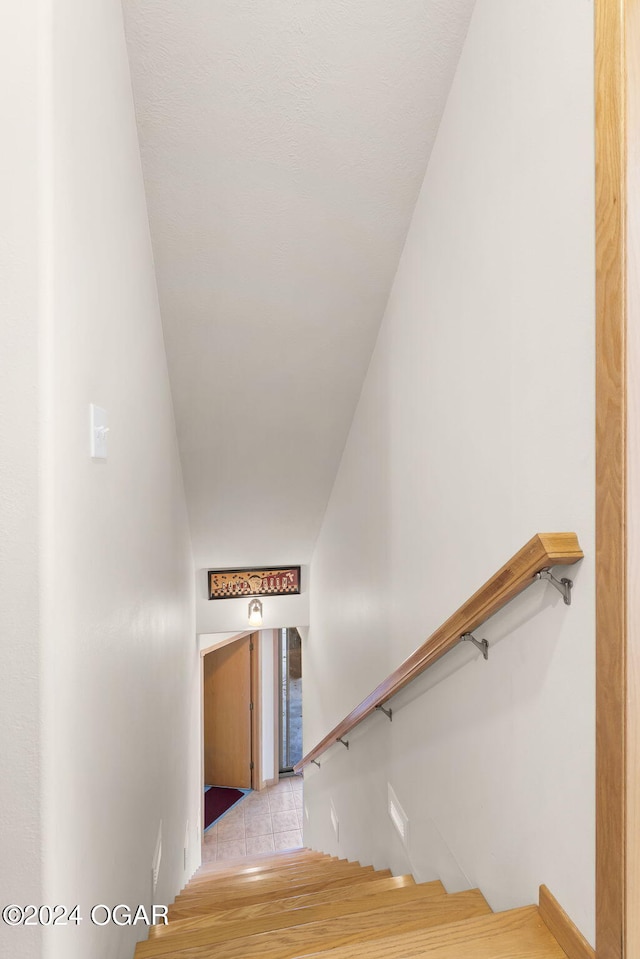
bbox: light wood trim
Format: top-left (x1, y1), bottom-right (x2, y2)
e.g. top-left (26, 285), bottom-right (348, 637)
top-left (250, 632), bottom-right (261, 789)
top-left (295, 533), bottom-right (583, 771)
top-left (595, 2), bottom-right (631, 957)
top-left (273, 628), bottom-right (280, 779)
top-left (625, 3), bottom-right (640, 953)
top-left (539, 886), bottom-right (595, 959)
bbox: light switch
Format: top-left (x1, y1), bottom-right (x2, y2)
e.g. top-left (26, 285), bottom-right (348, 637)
top-left (90, 404), bottom-right (109, 459)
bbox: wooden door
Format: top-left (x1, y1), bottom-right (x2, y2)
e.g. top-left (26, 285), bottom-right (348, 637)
top-left (203, 635), bottom-right (252, 788)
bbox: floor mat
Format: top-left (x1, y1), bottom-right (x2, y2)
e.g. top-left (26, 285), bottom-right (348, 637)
top-left (204, 785), bottom-right (245, 829)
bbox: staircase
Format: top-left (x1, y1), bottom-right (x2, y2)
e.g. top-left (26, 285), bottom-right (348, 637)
top-left (133, 848), bottom-right (578, 958)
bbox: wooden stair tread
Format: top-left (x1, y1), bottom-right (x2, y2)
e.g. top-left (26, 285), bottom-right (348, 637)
top-left (135, 888), bottom-right (490, 959)
top-left (171, 870), bottom-right (376, 911)
top-left (150, 880), bottom-right (447, 942)
top-left (193, 849), bottom-right (327, 878)
top-left (193, 848), bottom-right (331, 872)
top-left (176, 859), bottom-right (364, 898)
top-left (176, 861), bottom-right (370, 898)
top-left (149, 875), bottom-right (423, 936)
top-left (294, 906), bottom-right (570, 959)
top-left (134, 839), bottom-right (576, 959)
top-left (168, 869), bottom-right (390, 918)
top-left (189, 855), bottom-right (348, 883)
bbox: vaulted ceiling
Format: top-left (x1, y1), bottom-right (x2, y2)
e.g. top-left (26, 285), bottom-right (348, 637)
top-left (122, 0), bottom-right (475, 569)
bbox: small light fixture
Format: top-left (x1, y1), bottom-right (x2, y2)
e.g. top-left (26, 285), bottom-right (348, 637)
top-left (248, 598), bottom-right (263, 627)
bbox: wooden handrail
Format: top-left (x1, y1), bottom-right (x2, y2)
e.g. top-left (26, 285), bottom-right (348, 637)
top-left (295, 533), bottom-right (583, 772)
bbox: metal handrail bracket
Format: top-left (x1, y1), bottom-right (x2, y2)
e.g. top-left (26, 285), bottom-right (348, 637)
top-left (294, 533), bottom-right (583, 773)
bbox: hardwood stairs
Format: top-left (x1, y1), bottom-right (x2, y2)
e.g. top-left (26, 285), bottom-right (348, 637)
top-left (133, 848), bottom-right (579, 959)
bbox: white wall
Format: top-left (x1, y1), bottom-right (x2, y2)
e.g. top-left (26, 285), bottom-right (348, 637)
top-left (38, 3), bottom-right (201, 957)
top-left (304, 0), bottom-right (595, 944)
top-left (0, 3), bottom-right (43, 956)
top-left (196, 566), bottom-right (309, 634)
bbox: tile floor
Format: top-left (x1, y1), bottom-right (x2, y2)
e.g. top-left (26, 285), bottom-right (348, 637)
top-left (202, 776), bottom-right (304, 863)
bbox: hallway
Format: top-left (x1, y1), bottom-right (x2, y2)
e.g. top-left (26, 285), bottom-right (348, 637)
top-left (203, 777), bottom-right (304, 863)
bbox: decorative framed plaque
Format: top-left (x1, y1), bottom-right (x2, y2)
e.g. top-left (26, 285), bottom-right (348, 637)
top-left (208, 565), bottom-right (301, 601)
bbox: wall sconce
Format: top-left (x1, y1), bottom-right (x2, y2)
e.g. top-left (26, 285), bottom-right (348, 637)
top-left (248, 598), bottom-right (263, 627)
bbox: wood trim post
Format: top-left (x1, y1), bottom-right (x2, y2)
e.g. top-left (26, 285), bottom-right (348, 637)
top-left (539, 886), bottom-right (596, 959)
top-left (250, 631), bottom-right (262, 790)
top-left (624, 1), bottom-right (640, 951)
top-left (273, 629), bottom-right (280, 782)
top-left (595, 1), bottom-right (640, 955)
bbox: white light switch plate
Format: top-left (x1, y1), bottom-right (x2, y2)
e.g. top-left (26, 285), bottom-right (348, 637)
top-left (90, 404), bottom-right (108, 459)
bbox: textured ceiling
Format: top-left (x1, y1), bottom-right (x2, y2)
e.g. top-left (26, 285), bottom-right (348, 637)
top-left (122, 0), bottom-right (475, 569)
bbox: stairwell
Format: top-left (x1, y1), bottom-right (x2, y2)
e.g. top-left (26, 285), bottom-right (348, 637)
top-left (133, 848), bottom-right (582, 959)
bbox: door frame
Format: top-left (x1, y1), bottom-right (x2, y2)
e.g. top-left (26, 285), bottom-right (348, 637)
top-left (277, 626), bottom-right (303, 774)
top-left (595, 1), bottom-right (640, 955)
top-left (250, 631), bottom-right (262, 790)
